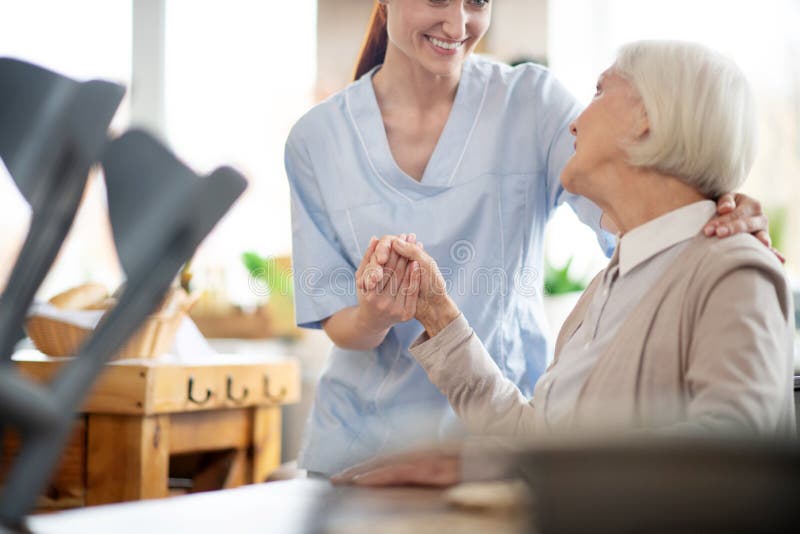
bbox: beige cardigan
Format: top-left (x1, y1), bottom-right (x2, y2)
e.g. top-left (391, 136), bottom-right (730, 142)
top-left (409, 233), bottom-right (796, 437)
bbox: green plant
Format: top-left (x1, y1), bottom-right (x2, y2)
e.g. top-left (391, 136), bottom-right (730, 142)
top-left (544, 257), bottom-right (586, 296)
top-left (242, 252), bottom-right (293, 298)
top-left (765, 206), bottom-right (787, 253)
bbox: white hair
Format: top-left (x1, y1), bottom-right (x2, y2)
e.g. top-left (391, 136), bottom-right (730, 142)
top-left (614, 40), bottom-right (757, 197)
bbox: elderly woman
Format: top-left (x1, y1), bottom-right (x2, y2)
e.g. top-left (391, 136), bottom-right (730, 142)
top-left (334, 40), bottom-right (795, 485)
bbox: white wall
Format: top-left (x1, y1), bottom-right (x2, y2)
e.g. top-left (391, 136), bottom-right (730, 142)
top-left (486, 0), bottom-right (548, 64)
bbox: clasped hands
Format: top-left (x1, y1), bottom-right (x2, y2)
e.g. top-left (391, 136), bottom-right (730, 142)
top-left (355, 233), bottom-right (460, 338)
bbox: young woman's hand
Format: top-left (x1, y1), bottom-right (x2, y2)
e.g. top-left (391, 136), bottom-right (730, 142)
top-left (704, 193), bottom-right (784, 263)
top-left (320, 235), bottom-right (419, 351)
top-left (354, 234), bottom-right (421, 335)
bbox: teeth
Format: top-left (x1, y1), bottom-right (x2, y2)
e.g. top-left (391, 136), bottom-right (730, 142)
top-left (428, 36), bottom-right (463, 51)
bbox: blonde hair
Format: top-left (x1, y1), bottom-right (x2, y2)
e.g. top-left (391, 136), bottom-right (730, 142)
top-left (615, 40), bottom-right (757, 197)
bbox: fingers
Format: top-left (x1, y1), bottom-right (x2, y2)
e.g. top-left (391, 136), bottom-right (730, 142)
top-left (364, 233), bottom-right (421, 294)
top-left (358, 237), bottom-right (383, 292)
top-left (356, 236), bottom-right (378, 279)
top-left (705, 213), bottom-right (768, 238)
top-left (350, 464), bottom-right (419, 487)
top-left (385, 234), bottom-right (410, 289)
top-left (402, 261), bottom-right (420, 318)
top-left (392, 237), bottom-right (428, 263)
top-left (331, 455), bottom-right (397, 485)
top-left (363, 259), bottom-right (383, 292)
top-left (379, 234), bottom-right (403, 290)
top-left (380, 234), bottom-right (417, 292)
top-left (704, 204), bottom-right (780, 260)
top-left (374, 235), bottom-right (395, 265)
top-left (706, 193), bottom-right (743, 236)
top-left (332, 467), bottom-right (375, 486)
top-left (331, 449), bottom-right (461, 487)
top-left (350, 457), bottom-right (461, 488)
top-left (754, 229), bottom-right (772, 248)
top-left (704, 192), bottom-right (769, 239)
top-left (716, 192), bottom-right (736, 214)
top-left (377, 233), bottom-right (417, 290)
top-left (734, 192), bottom-right (763, 217)
top-left (755, 231), bottom-right (786, 263)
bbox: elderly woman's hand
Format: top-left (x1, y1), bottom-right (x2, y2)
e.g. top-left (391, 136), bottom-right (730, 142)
top-left (391, 238), bottom-right (462, 337)
top-left (704, 193), bottom-right (785, 263)
top-left (330, 448), bottom-right (462, 488)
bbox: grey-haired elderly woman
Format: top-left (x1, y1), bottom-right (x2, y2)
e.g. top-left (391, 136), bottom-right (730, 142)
top-left (333, 40), bottom-right (795, 487)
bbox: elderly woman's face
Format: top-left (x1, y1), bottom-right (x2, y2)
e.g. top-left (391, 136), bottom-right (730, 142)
top-left (560, 68), bottom-right (646, 195)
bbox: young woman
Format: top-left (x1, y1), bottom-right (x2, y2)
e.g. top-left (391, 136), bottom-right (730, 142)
top-left (286, 0), bottom-right (771, 476)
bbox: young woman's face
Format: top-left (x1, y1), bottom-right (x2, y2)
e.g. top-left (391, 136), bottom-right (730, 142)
top-left (384, 0), bottom-right (492, 77)
top-left (561, 67), bottom-right (647, 196)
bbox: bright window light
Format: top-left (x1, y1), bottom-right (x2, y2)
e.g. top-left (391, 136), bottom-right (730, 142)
top-left (164, 0), bottom-right (317, 305)
top-left (0, 0), bottom-right (132, 295)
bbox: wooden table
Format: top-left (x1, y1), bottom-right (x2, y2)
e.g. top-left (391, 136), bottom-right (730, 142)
top-left (2, 350), bottom-right (300, 509)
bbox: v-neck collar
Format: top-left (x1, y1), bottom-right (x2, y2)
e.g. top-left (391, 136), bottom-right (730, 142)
top-left (345, 56), bottom-right (490, 202)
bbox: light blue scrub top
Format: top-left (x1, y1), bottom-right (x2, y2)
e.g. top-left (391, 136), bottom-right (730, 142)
top-left (285, 56), bottom-right (616, 475)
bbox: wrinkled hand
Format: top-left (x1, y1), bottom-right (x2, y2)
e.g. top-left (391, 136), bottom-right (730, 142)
top-left (355, 234), bottom-right (421, 333)
top-left (704, 193), bottom-right (784, 263)
top-left (390, 238), bottom-right (461, 336)
top-left (330, 448), bottom-right (462, 488)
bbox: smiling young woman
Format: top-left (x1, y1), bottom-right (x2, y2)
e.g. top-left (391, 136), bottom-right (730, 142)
top-left (355, 0), bottom-right (491, 81)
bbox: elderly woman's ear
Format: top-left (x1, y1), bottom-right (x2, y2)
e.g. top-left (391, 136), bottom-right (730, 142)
top-left (621, 75), bottom-right (649, 141)
top-left (633, 106), bottom-right (649, 141)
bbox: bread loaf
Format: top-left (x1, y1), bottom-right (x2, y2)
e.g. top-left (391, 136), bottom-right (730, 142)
top-left (48, 283), bottom-right (108, 310)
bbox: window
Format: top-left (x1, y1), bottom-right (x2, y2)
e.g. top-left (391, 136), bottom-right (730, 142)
top-left (164, 0), bottom-right (317, 305)
top-left (0, 0), bottom-right (132, 295)
top-left (547, 0), bottom-right (800, 280)
top-left (0, 1), bottom-right (318, 304)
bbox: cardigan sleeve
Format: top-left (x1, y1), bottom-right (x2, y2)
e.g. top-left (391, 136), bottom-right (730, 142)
top-left (680, 265), bottom-right (795, 435)
top-left (409, 314), bottom-right (538, 436)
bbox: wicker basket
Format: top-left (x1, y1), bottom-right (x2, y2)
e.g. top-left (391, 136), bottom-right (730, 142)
top-left (26, 289), bottom-right (196, 361)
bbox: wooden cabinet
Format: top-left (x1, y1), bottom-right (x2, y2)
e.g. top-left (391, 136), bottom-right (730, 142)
top-left (1, 351), bottom-right (300, 509)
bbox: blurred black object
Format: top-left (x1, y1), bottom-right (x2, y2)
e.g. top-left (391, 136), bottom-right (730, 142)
top-left (0, 57), bottom-right (124, 364)
top-left (794, 375), bottom-right (800, 434)
top-left (516, 436), bottom-right (799, 534)
top-left (0, 58), bottom-right (246, 531)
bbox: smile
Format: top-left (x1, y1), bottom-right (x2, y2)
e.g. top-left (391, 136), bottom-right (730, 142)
top-left (425, 35), bottom-right (465, 52)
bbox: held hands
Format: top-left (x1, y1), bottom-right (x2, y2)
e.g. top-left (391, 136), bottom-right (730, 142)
top-left (360, 233), bottom-right (460, 338)
top-left (354, 234), bottom-right (421, 336)
top-left (380, 235), bottom-right (461, 338)
top-left (705, 192), bottom-right (785, 263)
